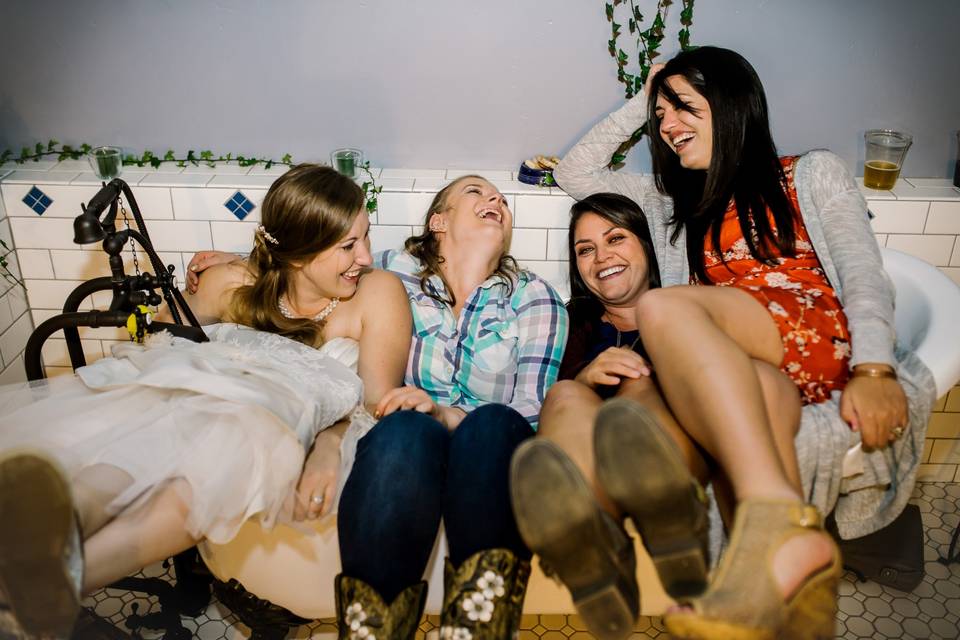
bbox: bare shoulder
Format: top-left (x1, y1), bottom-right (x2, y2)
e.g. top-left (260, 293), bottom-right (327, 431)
top-left (356, 269), bottom-right (406, 302)
top-left (180, 261), bottom-right (253, 323)
top-left (197, 261), bottom-right (252, 293)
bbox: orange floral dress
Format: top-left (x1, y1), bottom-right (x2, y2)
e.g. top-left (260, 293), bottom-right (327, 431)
top-left (700, 157), bottom-right (851, 404)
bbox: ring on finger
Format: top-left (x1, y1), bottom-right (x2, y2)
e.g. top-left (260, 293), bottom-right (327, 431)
top-left (311, 494), bottom-right (325, 507)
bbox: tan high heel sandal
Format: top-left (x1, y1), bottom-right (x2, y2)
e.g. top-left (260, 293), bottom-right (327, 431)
top-left (664, 498), bottom-right (841, 640)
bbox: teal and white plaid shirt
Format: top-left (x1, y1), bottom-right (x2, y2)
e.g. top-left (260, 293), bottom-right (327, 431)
top-left (378, 250), bottom-right (568, 429)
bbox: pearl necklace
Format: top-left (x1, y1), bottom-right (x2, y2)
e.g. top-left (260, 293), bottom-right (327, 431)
top-left (278, 295), bottom-right (340, 323)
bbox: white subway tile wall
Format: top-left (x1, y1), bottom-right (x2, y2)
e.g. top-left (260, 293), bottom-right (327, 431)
top-left (0, 169), bottom-right (958, 481)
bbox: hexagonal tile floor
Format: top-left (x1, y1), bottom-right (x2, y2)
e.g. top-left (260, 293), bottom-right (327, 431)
top-left (81, 482), bottom-right (960, 640)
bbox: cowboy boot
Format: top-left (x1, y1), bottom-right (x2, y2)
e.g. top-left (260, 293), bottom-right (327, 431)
top-left (439, 548), bottom-right (531, 640)
top-left (511, 439), bottom-right (639, 640)
top-left (334, 574), bottom-right (427, 640)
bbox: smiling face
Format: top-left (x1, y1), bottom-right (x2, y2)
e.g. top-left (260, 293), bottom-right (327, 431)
top-left (655, 75), bottom-right (713, 171)
top-left (294, 209), bottom-right (372, 300)
top-left (573, 211), bottom-right (650, 307)
top-left (431, 177), bottom-right (513, 252)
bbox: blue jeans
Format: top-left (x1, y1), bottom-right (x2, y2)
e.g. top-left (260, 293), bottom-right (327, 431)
top-left (338, 403), bottom-right (534, 601)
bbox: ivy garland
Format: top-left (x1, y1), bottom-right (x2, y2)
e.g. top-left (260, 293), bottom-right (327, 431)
top-left (0, 141), bottom-right (383, 290)
top-left (605, 0), bottom-right (696, 164)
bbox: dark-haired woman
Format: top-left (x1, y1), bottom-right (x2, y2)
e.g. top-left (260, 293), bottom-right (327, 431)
top-left (550, 47), bottom-right (934, 640)
top-left (0, 165), bottom-right (412, 638)
top-left (512, 193), bottom-right (729, 639)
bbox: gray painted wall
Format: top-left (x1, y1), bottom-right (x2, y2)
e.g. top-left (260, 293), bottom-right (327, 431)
top-left (1, 0), bottom-right (958, 177)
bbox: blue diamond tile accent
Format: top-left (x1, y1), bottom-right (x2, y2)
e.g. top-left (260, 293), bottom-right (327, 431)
top-left (22, 185), bottom-right (53, 215)
top-left (224, 191), bottom-right (255, 220)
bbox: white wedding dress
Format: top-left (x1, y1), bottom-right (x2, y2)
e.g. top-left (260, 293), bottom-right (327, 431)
top-left (0, 324), bottom-right (375, 544)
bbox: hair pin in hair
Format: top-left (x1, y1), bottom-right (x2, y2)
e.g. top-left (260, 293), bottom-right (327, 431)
top-left (257, 224), bottom-right (279, 246)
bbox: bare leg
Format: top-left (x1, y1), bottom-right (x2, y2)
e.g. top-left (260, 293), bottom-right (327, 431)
top-left (635, 286), bottom-right (831, 602)
top-left (82, 479), bottom-right (199, 592)
top-left (753, 360), bottom-right (803, 492)
top-left (635, 286), bottom-right (796, 502)
top-left (537, 380), bottom-right (617, 514)
top-left (72, 464), bottom-right (135, 536)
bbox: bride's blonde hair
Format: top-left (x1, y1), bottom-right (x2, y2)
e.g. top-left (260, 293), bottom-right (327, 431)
top-left (227, 164), bottom-right (365, 347)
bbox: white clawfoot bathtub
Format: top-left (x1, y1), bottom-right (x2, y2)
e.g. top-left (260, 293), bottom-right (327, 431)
top-left (199, 248), bottom-right (960, 618)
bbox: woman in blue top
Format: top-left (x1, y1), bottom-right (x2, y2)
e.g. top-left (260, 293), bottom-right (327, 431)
top-left (187, 174), bottom-right (568, 639)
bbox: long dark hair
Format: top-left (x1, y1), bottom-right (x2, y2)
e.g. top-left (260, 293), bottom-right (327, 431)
top-left (647, 46), bottom-right (797, 283)
top-left (229, 164), bottom-right (364, 347)
top-left (566, 192), bottom-right (661, 321)
top-left (404, 175), bottom-right (519, 307)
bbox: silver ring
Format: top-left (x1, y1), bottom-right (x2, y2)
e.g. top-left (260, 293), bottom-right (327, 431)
top-left (311, 494), bottom-right (324, 506)
top-left (892, 426), bottom-right (905, 439)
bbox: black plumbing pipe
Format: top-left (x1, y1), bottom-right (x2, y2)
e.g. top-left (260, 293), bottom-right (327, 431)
top-left (58, 277), bottom-right (115, 370)
top-left (24, 311), bottom-right (131, 381)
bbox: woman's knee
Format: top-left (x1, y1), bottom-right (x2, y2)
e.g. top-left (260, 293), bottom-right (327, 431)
top-left (635, 287), bottom-right (699, 335)
top-left (362, 410), bottom-right (447, 457)
top-left (452, 404), bottom-right (532, 455)
top-left (542, 379), bottom-right (594, 414)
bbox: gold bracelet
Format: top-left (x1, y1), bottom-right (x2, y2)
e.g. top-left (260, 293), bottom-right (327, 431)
top-left (851, 366), bottom-right (897, 380)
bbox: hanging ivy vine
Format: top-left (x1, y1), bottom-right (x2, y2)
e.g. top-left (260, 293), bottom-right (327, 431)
top-left (605, 0), bottom-right (696, 164)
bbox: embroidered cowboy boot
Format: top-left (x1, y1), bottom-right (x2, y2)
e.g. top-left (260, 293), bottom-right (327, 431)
top-left (439, 548), bottom-right (531, 640)
top-left (334, 574), bottom-right (427, 640)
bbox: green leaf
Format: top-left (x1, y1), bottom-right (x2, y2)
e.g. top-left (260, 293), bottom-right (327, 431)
top-left (200, 150), bottom-right (213, 161)
top-left (164, 150), bottom-right (176, 161)
top-left (628, 18), bottom-right (636, 34)
top-left (281, 153), bottom-right (293, 165)
top-left (20, 147), bottom-right (30, 160)
top-left (47, 139), bottom-right (58, 151)
top-left (123, 154), bottom-right (138, 164)
top-left (605, 3), bottom-right (614, 21)
top-left (611, 153), bottom-right (626, 165)
top-left (35, 142), bottom-right (43, 155)
top-left (150, 157), bottom-right (162, 168)
top-left (80, 143), bottom-right (91, 154)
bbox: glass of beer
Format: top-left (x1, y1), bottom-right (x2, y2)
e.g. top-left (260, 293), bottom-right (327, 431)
top-left (863, 130), bottom-right (912, 190)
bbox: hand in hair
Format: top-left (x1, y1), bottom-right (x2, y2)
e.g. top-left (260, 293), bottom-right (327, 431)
top-left (574, 346), bottom-right (651, 389)
top-left (186, 250), bottom-right (243, 293)
top-left (644, 63), bottom-right (666, 98)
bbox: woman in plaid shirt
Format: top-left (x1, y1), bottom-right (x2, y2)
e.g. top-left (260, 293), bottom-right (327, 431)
top-left (336, 175), bottom-right (567, 639)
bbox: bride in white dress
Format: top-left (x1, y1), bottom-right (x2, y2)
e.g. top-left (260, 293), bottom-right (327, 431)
top-left (0, 164), bottom-right (412, 638)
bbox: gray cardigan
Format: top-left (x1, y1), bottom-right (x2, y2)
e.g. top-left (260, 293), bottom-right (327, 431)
top-left (554, 92), bottom-right (935, 538)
